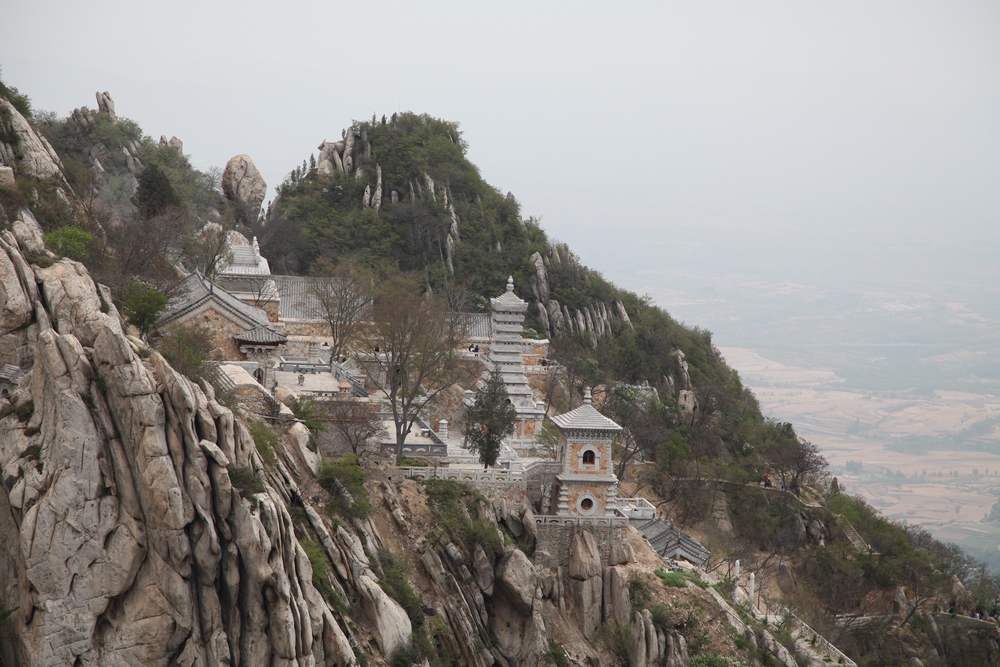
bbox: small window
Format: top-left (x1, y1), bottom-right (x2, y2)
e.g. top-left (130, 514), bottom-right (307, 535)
top-left (582, 450), bottom-right (596, 465)
top-left (581, 498), bottom-right (594, 511)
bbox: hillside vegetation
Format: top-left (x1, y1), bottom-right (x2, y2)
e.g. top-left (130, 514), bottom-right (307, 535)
top-left (4, 78), bottom-right (1000, 665)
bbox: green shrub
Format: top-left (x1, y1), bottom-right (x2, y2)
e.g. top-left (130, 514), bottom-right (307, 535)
top-left (600, 623), bottom-right (631, 663)
top-left (230, 466), bottom-right (264, 499)
top-left (43, 226), bottom-right (92, 261)
top-left (303, 539), bottom-right (346, 611)
top-left (390, 643), bottom-right (421, 667)
top-left (648, 603), bottom-right (672, 632)
top-left (422, 479), bottom-right (500, 556)
top-left (629, 575), bottom-right (651, 607)
top-left (156, 324), bottom-right (212, 380)
top-left (656, 569), bottom-right (690, 588)
top-left (690, 654), bottom-right (741, 667)
top-left (319, 454), bottom-right (371, 518)
top-left (547, 641), bottom-right (569, 667)
top-left (379, 550), bottom-right (424, 629)
top-left (249, 422), bottom-right (278, 465)
top-left (15, 400), bottom-right (33, 423)
top-left (714, 578), bottom-right (736, 600)
top-left (119, 280), bottom-right (167, 336)
top-left (0, 73), bottom-right (32, 118)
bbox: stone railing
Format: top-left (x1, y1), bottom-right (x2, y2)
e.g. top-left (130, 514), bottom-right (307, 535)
top-left (739, 583), bottom-right (858, 667)
top-left (389, 466), bottom-right (525, 485)
top-left (379, 441), bottom-right (449, 458)
top-left (534, 515), bottom-right (627, 529)
top-left (614, 496), bottom-right (657, 520)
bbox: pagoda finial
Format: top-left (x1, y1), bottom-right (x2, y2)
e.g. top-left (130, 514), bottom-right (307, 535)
top-left (583, 386), bottom-right (592, 404)
top-left (506, 275), bottom-right (514, 293)
top-left (252, 236), bottom-right (260, 257)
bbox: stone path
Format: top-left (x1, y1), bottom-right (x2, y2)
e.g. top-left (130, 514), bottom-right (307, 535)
top-left (732, 577), bottom-right (858, 667)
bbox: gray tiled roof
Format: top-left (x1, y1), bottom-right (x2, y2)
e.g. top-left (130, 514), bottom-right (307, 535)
top-left (233, 325), bottom-right (288, 345)
top-left (271, 275), bottom-right (324, 320)
top-left (159, 273), bottom-right (269, 328)
top-left (551, 403), bottom-right (622, 432)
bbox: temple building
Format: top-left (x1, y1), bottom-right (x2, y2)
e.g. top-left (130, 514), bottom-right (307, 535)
top-left (550, 387), bottom-right (622, 517)
top-left (487, 276), bottom-right (546, 443)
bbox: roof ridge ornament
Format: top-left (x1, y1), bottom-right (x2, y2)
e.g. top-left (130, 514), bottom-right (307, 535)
top-left (506, 275), bottom-right (514, 293)
top-left (583, 386), bottom-right (592, 405)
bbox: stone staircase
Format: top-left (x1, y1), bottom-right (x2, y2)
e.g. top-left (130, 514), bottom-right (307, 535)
top-left (634, 518), bottom-right (711, 566)
top-left (835, 514), bottom-right (876, 555)
top-left (734, 581), bottom-right (858, 667)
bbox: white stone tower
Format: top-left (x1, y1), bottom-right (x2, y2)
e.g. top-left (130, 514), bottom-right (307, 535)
top-left (551, 388), bottom-right (622, 517)
top-left (488, 276), bottom-right (545, 441)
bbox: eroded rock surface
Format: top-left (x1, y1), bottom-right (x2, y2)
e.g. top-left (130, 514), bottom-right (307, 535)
top-left (222, 154), bottom-right (267, 223)
top-left (0, 223), bottom-right (356, 666)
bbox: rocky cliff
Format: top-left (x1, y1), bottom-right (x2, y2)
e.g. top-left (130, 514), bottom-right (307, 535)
top-left (0, 202), bottom-right (712, 665)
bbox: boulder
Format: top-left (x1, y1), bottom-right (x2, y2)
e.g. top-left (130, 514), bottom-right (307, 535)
top-left (0, 166), bottom-right (14, 190)
top-left (495, 548), bottom-right (535, 613)
top-left (0, 98), bottom-right (65, 182)
top-left (95, 91), bottom-right (116, 118)
top-left (671, 349), bottom-right (692, 391)
top-left (609, 536), bottom-right (634, 566)
top-left (568, 529), bottom-right (602, 580)
top-left (357, 574), bottom-right (413, 656)
top-left (603, 565), bottom-right (632, 625)
top-left (473, 544), bottom-right (494, 595)
top-left (569, 574), bottom-right (603, 636)
top-left (222, 154), bottom-right (267, 223)
top-left (158, 135), bottom-right (183, 154)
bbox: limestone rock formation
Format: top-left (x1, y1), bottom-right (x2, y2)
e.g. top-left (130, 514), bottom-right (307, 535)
top-left (0, 221), bottom-right (359, 666)
top-left (96, 90), bottom-right (116, 118)
top-left (159, 134), bottom-right (184, 154)
top-left (0, 98), bottom-right (66, 183)
top-left (222, 154), bottom-right (267, 223)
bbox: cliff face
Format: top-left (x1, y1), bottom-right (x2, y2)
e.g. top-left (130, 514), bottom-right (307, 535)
top-left (0, 211), bottom-right (357, 665)
top-left (0, 204), bottom-right (706, 666)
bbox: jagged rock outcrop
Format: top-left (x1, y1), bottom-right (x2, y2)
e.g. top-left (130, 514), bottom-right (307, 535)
top-left (525, 242), bottom-right (633, 340)
top-left (96, 91), bottom-right (116, 118)
top-left (0, 221), bottom-right (360, 666)
top-left (159, 134), bottom-right (184, 154)
top-left (567, 530), bottom-right (604, 635)
top-left (0, 98), bottom-right (66, 183)
top-left (222, 154), bottom-right (267, 223)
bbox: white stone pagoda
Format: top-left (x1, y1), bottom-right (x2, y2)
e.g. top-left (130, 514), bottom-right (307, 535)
top-left (487, 276), bottom-right (546, 442)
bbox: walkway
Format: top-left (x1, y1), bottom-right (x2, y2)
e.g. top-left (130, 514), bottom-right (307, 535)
top-left (730, 574), bottom-right (858, 667)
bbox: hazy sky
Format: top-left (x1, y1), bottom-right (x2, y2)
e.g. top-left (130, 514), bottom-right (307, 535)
top-left (2, 0), bottom-right (998, 293)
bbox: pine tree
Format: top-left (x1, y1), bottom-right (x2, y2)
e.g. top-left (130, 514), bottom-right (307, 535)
top-left (135, 164), bottom-right (180, 219)
top-left (464, 368), bottom-right (517, 469)
top-left (309, 153), bottom-right (316, 171)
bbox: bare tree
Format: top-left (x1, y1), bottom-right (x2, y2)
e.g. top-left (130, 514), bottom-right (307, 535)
top-left (320, 399), bottom-right (385, 455)
top-left (188, 222), bottom-right (233, 282)
top-left (310, 258), bottom-right (372, 362)
top-left (604, 385), bottom-right (671, 479)
top-left (362, 272), bottom-right (467, 460)
top-left (109, 207), bottom-right (189, 289)
top-left (238, 273), bottom-right (279, 309)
